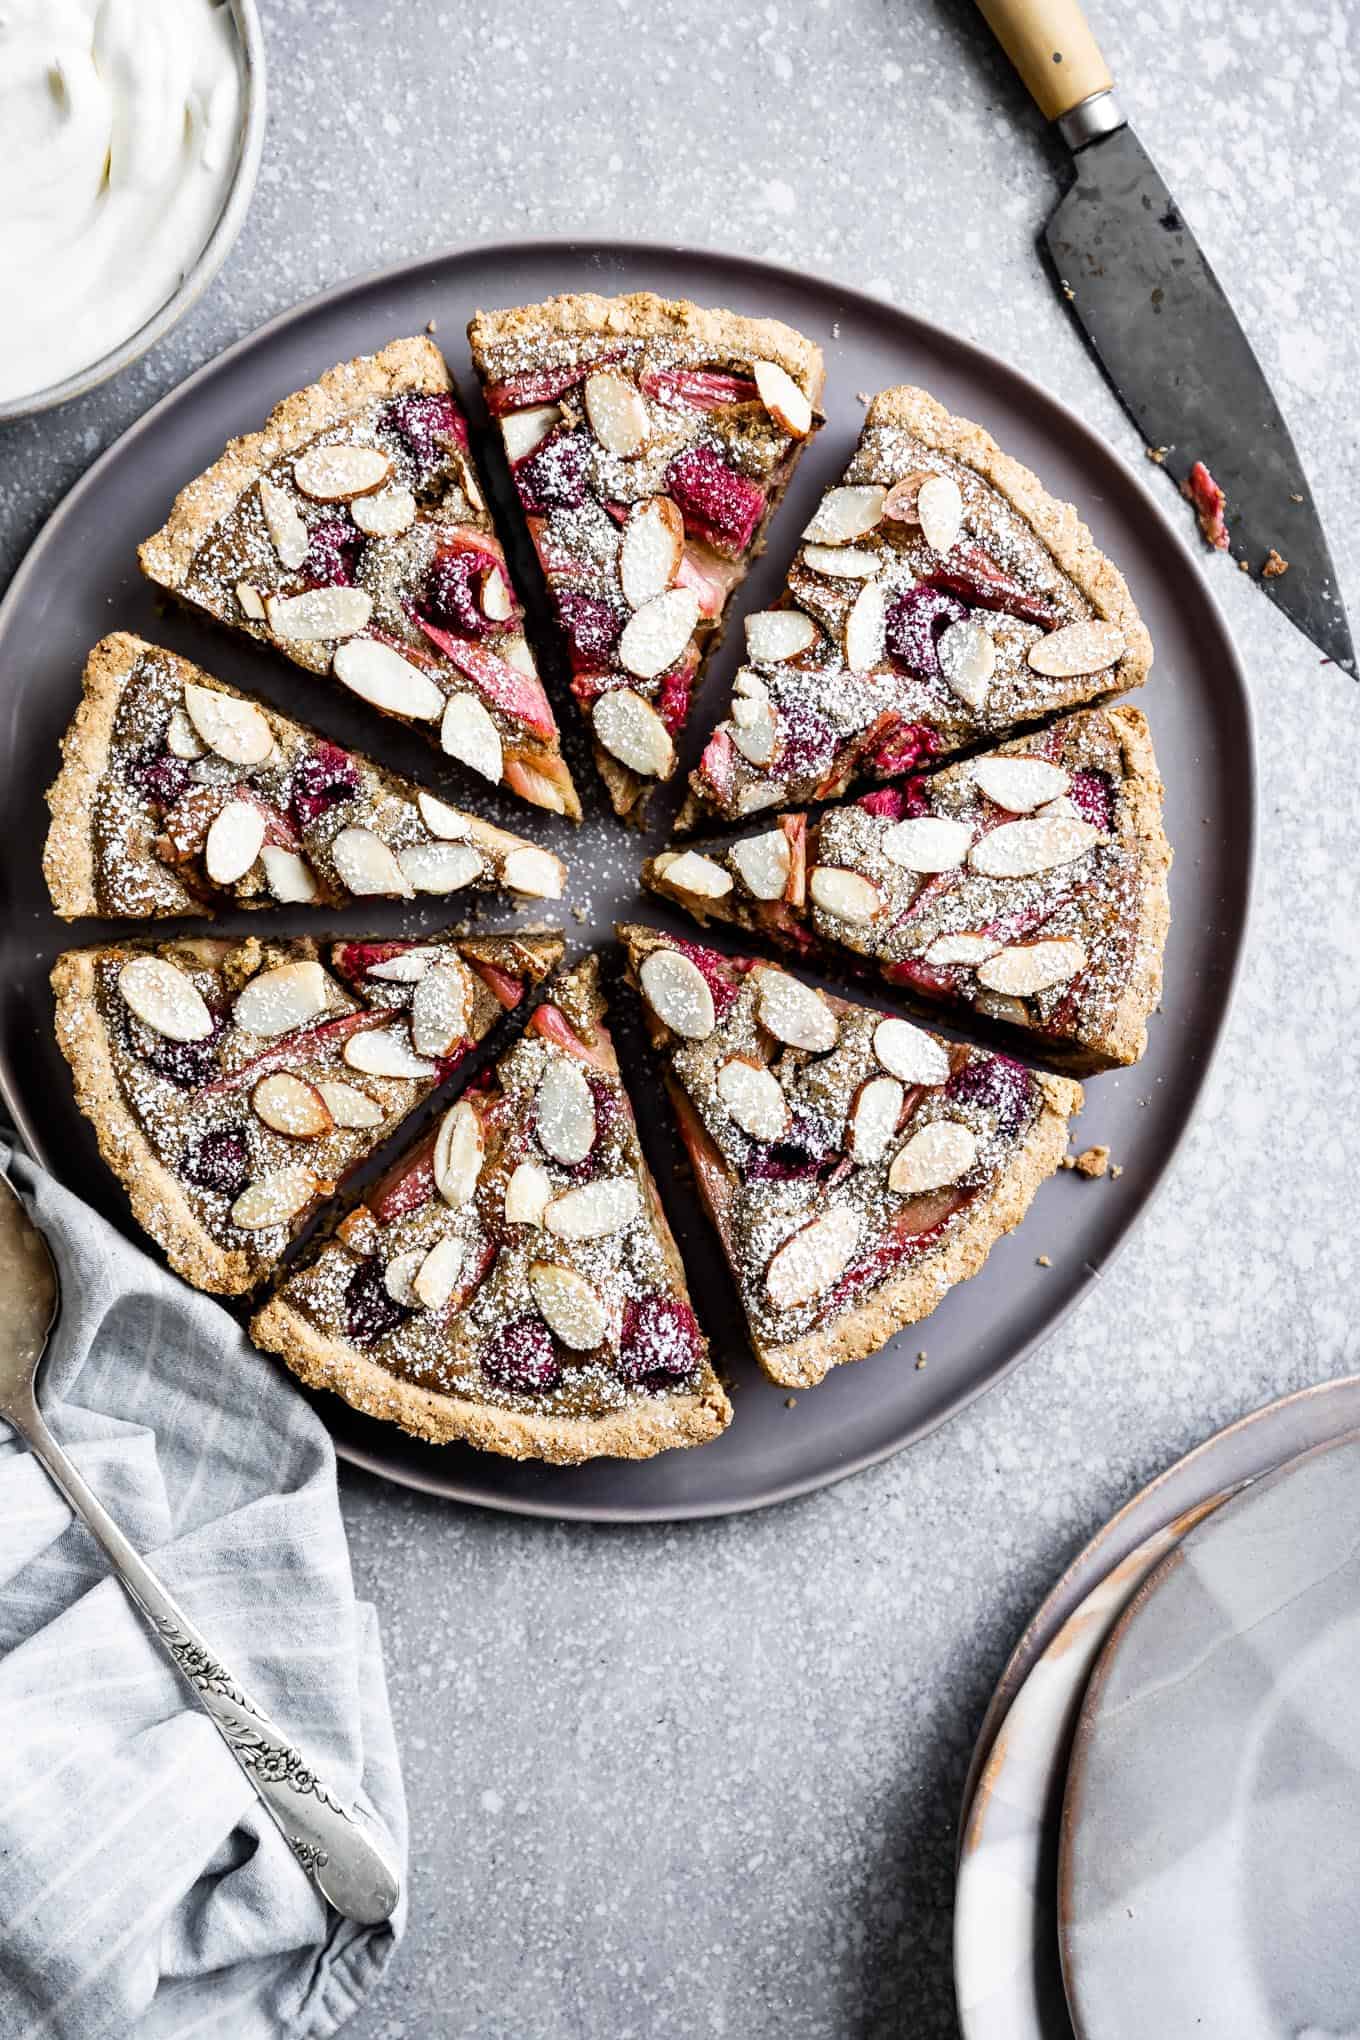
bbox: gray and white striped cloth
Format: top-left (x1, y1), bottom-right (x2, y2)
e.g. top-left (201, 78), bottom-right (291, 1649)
top-left (0, 1145), bottom-right (407, 2039)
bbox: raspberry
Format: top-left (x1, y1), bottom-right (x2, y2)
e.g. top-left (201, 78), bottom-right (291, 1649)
top-left (379, 391), bottom-right (468, 474)
top-left (291, 742), bottom-right (361, 826)
top-left (344, 1260), bottom-right (407, 1347)
top-left (883, 586), bottom-right (969, 684)
top-left (860, 716), bottom-right (938, 778)
top-left (776, 695), bottom-right (836, 783)
top-left (556, 590), bottom-right (625, 670)
top-left (945, 1054), bottom-right (1033, 1138)
top-left (655, 661), bottom-right (697, 738)
top-left (1068, 769), bottom-right (1115, 833)
top-left (482, 1316), bottom-right (562, 1393)
top-left (181, 1128), bottom-right (249, 1197)
top-left (664, 442), bottom-right (766, 556)
top-left (859, 780), bottom-right (929, 821)
top-left (418, 544), bottom-right (500, 639)
top-left (138, 1007), bottom-right (228, 1089)
top-left (617, 1294), bottom-right (704, 1387)
top-left (512, 427), bottom-right (591, 513)
top-left (131, 748), bottom-right (194, 810)
top-left (743, 1114), bottom-right (842, 1183)
top-left (301, 518), bottom-right (364, 589)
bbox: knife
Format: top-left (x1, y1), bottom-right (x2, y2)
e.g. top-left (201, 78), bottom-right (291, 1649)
top-left (975, 0), bottom-right (1355, 674)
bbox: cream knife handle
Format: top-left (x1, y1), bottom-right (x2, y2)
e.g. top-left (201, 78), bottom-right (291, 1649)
top-left (976, 0), bottom-right (1114, 124)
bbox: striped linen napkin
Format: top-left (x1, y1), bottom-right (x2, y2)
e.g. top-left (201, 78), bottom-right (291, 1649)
top-left (0, 1144), bottom-right (407, 2039)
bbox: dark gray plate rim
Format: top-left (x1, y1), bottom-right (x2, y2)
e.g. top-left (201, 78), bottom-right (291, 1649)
top-left (0, 236), bottom-right (1256, 1522)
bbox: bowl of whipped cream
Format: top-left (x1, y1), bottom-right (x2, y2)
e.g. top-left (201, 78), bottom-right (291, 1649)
top-left (0, 0), bottom-right (266, 420)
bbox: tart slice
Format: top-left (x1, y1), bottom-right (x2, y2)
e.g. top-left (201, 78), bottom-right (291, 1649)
top-left (683, 384), bottom-right (1152, 824)
top-left (468, 293), bottom-right (824, 821)
top-left (52, 927), bottom-right (562, 1295)
top-left (619, 924), bottom-right (1081, 1388)
top-left (44, 634), bottom-right (567, 920)
top-left (138, 338), bottom-right (581, 819)
top-left (251, 954), bottom-right (731, 1464)
top-left (646, 705), bottom-right (1169, 1072)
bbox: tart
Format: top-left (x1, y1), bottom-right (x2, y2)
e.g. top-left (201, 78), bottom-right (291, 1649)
top-left (44, 634), bottom-right (567, 920)
top-left (683, 384), bottom-right (1153, 824)
top-left (619, 924), bottom-right (1082, 1388)
top-left (52, 928), bottom-right (561, 1295)
top-left (646, 706), bottom-right (1169, 1072)
top-left (468, 293), bottom-right (825, 821)
top-left (138, 338), bottom-right (581, 819)
top-left (251, 954), bottom-right (731, 1464)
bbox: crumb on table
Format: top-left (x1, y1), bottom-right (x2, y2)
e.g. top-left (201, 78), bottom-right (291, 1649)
top-left (1074, 1144), bottom-right (1111, 1179)
top-left (1036, 1253), bottom-right (1052, 1268)
top-left (1145, 445), bottom-right (1167, 465)
top-left (1263, 548), bottom-right (1289, 578)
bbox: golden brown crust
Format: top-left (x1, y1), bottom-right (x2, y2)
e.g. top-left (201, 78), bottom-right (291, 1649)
top-left (139, 337), bottom-right (448, 592)
top-left (1092, 704), bottom-right (1172, 1069)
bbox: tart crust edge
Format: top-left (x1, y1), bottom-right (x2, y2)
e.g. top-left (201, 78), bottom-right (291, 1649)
top-left (1082, 701), bottom-right (1172, 1071)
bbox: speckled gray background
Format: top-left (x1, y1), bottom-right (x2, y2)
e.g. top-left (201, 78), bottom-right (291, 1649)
top-left (4, 3), bottom-right (1358, 2035)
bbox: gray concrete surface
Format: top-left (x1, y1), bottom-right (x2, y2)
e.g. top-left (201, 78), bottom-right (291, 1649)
top-left (4, 2), bottom-right (1358, 2033)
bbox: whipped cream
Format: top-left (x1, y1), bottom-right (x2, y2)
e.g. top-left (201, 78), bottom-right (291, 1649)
top-left (0, 0), bottom-right (245, 405)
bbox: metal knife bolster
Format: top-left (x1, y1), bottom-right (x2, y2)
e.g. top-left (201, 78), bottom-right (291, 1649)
top-left (1057, 88), bottom-right (1126, 150)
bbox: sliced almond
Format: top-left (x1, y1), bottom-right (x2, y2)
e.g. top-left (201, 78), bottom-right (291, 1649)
top-left (937, 618), bottom-right (996, 710)
top-left (881, 815), bottom-right (973, 873)
top-left (416, 790), bottom-right (470, 839)
top-left (593, 687), bottom-right (675, 778)
top-left (1027, 620), bottom-right (1125, 678)
top-left (183, 684), bottom-right (273, 766)
top-left (752, 359), bottom-right (813, 437)
top-left (501, 404), bottom-right (561, 462)
top-left (260, 845), bottom-right (319, 904)
top-left (638, 948), bottom-right (716, 1040)
top-left (331, 637), bottom-right (444, 721)
top-left (236, 580), bottom-right (266, 622)
top-left (528, 1262), bottom-right (607, 1350)
top-left (757, 970), bottom-right (838, 1052)
top-left (433, 1098), bottom-right (483, 1209)
top-left (882, 471), bottom-right (933, 524)
top-left (802, 544), bottom-right (882, 579)
top-left (584, 370), bottom-right (649, 456)
top-left (844, 580), bottom-right (887, 672)
top-left (976, 938), bottom-right (1087, 997)
top-left (252, 1071), bottom-right (333, 1138)
top-left (544, 1176), bottom-right (641, 1242)
top-left (411, 963), bottom-right (470, 1059)
top-left (968, 815), bottom-right (1101, 879)
top-left (502, 845), bottom-right (565, 899)
top-left (505, 1161), bottom-right (553, 1226)
top-left (234, 960), bottom-right (332, 1036)
top-left (119, 956), bottom-right (213, 1043)
top-left (765, 1206), bottom-right (860, 1310)
top-left (1036, 794), bottom-right (1081, 823)
top-left (618, 588), bottom-right (700, 681)
top-left (412, 1234), bottom-right (466, 1312)
top-left (851, 1076), bottom-right (905, 1164)
top-left (441, 692), bottom-right (504, 782)
top-left (923, 931), bottom-right (1001, 967)
top-left (293, 443), bottom-right (391, 501)
top-left (917, 474), bottom-right (964, 554)
top-left (971, 756), bottom-right (1072, 812)
top-left (620, 497), bottom-right (685, 609)
top-left (716, 1057), bottom-right (789, 1142)
top-left (802, 485), bottom-right (886, 544)
top-left (736, 782), bottom-right (785, 816)
top-left (332, 826), bottom-right (414, 898)
top-left (731, 829), bottom-right (791, 901)
top-left (266, 588), bottom-right (373, 642)
top-left (744, 609), bottom-right (818, 661)
top-left (343, 1028), bottom-right (438, 1079)
top-left (317, 1079), bottom-right (383, 1128)
top-left (535, 1059), bottom-right (596, 1166)
top-left (873, 1016), bottom-right (951, 1086)
top-left (888, 1119), bottom-right (977, 1195)
top-left (397, 842), bottom-right (484, 894)
top-left (384, 1248), bottom-right (425, 1306)
top-left (729, 669), bottom-right (779, 767)
top-left (352, 484), bottom-right (416, 537)
top-left (366, 947), bottom-right (440, 982)
top-left (204, 800), bottom-right (266, 886)
top-left (230, 1166), bottom-right (320, 1230)
top-left (809, 865), bottom-right (882, 926)
top-left (165, 705), bottom-right (207, 759)
top-left (655, 850), bottom-right (733, 901)
top-left (480, 565), bottom-right (513, 623)
top-left (258, 477), bottom-right (308, 569)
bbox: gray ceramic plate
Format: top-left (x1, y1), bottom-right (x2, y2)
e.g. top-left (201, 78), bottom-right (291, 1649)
top-left (0, 239), bottom-right (1253, 1521)
top-left (1059, 1431), bottom-right (1360, 2040)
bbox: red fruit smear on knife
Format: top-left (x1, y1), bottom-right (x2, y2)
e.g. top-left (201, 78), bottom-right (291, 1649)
top-left (1181, 460), bottom-right (1230, 550)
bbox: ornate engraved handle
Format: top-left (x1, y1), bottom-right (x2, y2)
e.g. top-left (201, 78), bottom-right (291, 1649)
top-left (11, 1393), bottom-right (400, 1925)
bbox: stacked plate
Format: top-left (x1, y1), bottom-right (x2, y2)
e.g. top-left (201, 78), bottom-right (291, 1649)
top-left (955, 1378), bottom-right (1360, 2039)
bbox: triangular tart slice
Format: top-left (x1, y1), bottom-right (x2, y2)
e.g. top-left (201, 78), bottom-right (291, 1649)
top-left (52, 927), bottom-right (562, 1296)
top-left (646, 705), bottom-right (1169, 1072)
top-left (251, 955), bottom-right (731, 1464)
top-left (683, 384), bottom-right (1152, 825)
top-left (468, 293), bottom-right (824, 821)
top-left (138, 338), bottom-right (580, 819)
top-left (619, 924), bottom-right (1081, 1389)
top-left (44, 634), bottom-right (566, 920)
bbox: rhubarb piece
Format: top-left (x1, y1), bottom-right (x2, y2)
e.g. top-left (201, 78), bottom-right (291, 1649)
top-left (1181, 459), bottom-right (1230, 550)
top-left (138, 337), bottom-right (580, 819)
top-left (684, 382), bottom-right (1151, 824)
top-left (51, 928), bottom-right (562, 1296)
top-left (251, 955), bottom-right (731, 1464)
top-left (620, 924), bottom-right (1081, 1387)
top-left (470, 292), bottom-right (824, 819)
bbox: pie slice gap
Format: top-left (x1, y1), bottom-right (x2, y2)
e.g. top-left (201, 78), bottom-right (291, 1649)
top-left (44, 634), bottom-right (567, 920)
top-left (251, 953), bottom-right (731, 1464)
top-left (645, 705), bottom-right (1169, 1073)
top-left (619, 923), bottom-right (1082, 1389)
top-left (52, 926), bottom-right (562, 1295)
top-left (682, 383), bottom-right (1153, 826)
top-left (138, 338), bottom-right (581, 819)
top-left (468, 292), bottom-right (825, 821)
